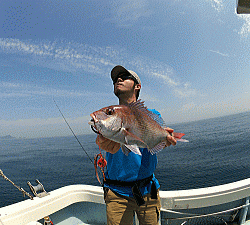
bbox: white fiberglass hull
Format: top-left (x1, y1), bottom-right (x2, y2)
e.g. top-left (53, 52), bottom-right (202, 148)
top-left (1, 178), bottom-right (250, 225)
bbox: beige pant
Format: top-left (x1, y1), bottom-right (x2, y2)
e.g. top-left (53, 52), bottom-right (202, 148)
top-left (104, 188), bottom-right (161, 225)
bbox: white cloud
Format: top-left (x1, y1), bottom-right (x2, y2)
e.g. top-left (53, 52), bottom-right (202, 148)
top-left (0, 116), bottom-right (88, 127)
top-left (0, 81), bottom-right (108, 99)
top-left (0, 38), bottom-right (116, 75)
top-left (178, 93), bottom-right (250, 122)
top-left (208, 0), bottom-right (224, 12)
top-left (158, 95), bottom-right (249, 125)
top-left (151, 72), bottom-right (179, 87)
top-left (109, 0), bottom-right (225, 27)
top-left (0, 116), bottom-right (91, 138)
top-left (140, 92), bottom-right (158, 102)
top-left (0, 82), bottom-right (22, 88)
top-left (237, 14), bottom-right (250, 37)
top-left (0, 39), bottom-right (53, 56)
top-left (202, 0), bottom-right (250, 38)
top-left (120, 54), bottom-right (199, 99)
top-left (174, 83), bottom-right (198, 98)
top-left (109, 0), bottom-right (153, 27)
top-left (0, 38), bottom-right (197, 100)
top-left (209, 50), bottom-right (229, 57)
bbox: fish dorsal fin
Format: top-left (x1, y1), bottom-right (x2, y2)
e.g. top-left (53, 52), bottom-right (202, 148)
top-left (128, 99), bottom-right (166, 127)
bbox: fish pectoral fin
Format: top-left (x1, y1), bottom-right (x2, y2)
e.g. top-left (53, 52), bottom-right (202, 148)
top-left (149, 142), bottom-right (167, 155)
top-left (121, 145), bottom-right (131, 156)
top-left (122, 129), bottom-right (146, 147)
top-left (121, 145), bottom-right (142, 156)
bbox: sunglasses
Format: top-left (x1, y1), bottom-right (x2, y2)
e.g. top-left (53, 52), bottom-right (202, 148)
top-left (113, 73), bottom-right (138, 84)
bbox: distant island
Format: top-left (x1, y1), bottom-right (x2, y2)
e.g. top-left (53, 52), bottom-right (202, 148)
top-left (0, 135), bottom-right (16, 140)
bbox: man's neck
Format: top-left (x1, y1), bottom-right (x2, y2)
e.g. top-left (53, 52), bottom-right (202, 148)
top-left (119, 96), bottom-right (137, 105)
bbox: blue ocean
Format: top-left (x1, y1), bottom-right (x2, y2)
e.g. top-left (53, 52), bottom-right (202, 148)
top-left (0, 111), bottom-right (249, 208)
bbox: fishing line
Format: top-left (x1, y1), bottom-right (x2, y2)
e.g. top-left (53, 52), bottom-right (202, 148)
top-left (53, 98), bottom-right (94, 165)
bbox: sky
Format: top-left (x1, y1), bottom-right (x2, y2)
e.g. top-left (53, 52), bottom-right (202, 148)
top-left (0, 0), bottom-right (249, 138)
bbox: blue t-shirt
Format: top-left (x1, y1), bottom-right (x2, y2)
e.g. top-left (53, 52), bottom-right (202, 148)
top-left (104, 109), bottom-right (161, 197)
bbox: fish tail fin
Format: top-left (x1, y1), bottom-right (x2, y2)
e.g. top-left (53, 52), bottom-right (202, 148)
top-left (172, 132), bottom-right (185, 139)
top-left (175, 138), bottom-right (189, 142)
top-left (172, 132), bottom-right (189, 142)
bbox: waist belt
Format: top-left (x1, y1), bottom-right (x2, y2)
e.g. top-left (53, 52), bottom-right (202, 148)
top-left (104, 174), bottom-right (157, 206)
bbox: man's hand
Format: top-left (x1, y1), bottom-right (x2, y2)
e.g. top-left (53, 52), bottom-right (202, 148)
top-left (164, 127), bottom-right (177, 147)
top-left (96, 135), bottom-right (120, 154)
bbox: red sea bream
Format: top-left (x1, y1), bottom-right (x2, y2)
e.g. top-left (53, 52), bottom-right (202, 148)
top-left (89, 100), bottom-right (188, 156)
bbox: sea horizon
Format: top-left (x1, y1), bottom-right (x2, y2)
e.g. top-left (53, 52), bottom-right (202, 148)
top-left (1, 110), bottom-right (249, 140)
top-left (0, 111), bottom-right (249, 208)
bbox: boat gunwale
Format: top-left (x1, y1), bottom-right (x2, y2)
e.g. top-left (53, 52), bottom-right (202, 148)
top-left (1, 178), bottom-right (250, 224)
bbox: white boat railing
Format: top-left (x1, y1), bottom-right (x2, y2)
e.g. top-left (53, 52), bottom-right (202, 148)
top-left (1, 178), bottom-right (250, 225)
top-left (160, 177), bottom-right (250, 210)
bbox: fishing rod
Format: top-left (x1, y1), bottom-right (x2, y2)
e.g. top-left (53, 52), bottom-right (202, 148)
top-left (53, 98), bottom-right (94, 165)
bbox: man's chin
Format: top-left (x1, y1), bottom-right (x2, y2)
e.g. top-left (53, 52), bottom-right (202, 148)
top-left (114, 89), bottom-right (125, 98)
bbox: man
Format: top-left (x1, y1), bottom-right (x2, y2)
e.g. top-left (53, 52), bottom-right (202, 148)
top-left (96, 65), bottom-right (176, 225)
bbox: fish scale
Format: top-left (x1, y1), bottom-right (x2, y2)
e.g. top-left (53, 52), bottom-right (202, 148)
top-left (89, 99), bottom-right (188, 156)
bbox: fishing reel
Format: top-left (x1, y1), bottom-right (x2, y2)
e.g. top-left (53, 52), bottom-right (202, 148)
top-left (94, 153), bottom-right (107, 185)
top-left (96, 153), bottom-right (107, 168)
top-left (27, 179), bottom-right (49, 198)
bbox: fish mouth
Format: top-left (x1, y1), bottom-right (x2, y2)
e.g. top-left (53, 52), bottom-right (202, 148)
top-left (88, 118), bottom-right (101, 134)
top-left (88, 118), bottom-right (95, 126)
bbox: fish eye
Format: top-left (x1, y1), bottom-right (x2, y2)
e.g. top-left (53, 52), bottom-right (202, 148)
top-left (106, 108), bottom-right (114, 115)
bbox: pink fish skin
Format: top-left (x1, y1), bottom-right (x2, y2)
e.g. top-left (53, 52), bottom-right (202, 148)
top-left (89, 100), bottom-right (188, 156)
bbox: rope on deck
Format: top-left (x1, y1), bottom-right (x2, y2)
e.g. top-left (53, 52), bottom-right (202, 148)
top-left (0, 169), bottom-right (33, 200)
